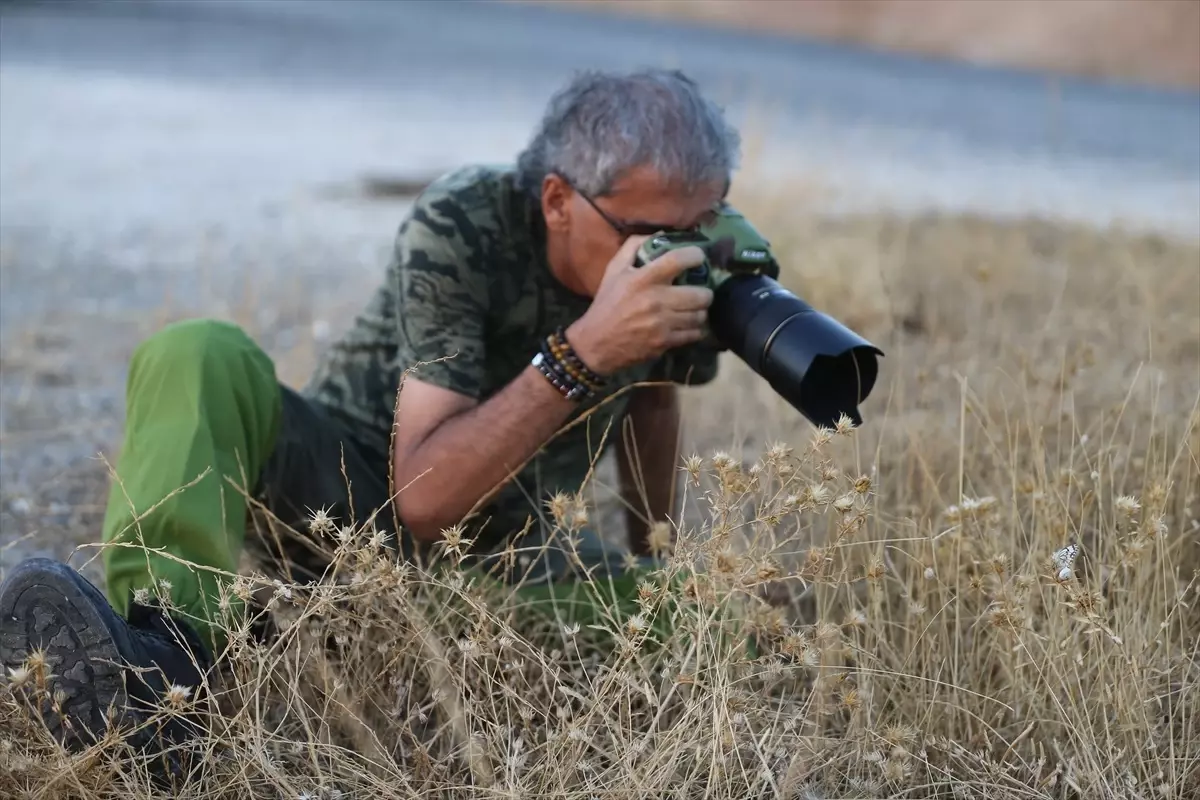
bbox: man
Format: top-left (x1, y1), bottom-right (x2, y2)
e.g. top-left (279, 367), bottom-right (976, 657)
top-left (0, 67), bottom-right (739, 763)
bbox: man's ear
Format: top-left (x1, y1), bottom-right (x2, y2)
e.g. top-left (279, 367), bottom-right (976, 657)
top-left (541, 173), bottom-right (572, 232)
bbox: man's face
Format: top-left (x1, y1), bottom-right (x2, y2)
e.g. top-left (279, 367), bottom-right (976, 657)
top-left (540, 164), bottom-right (727, 298)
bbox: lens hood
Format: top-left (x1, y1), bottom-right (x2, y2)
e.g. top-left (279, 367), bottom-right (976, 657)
top-left (708, 274), bottom-right (884, 429)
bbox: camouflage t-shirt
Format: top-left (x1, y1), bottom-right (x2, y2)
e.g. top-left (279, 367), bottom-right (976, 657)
top-left (303, 164), bottom-right (721, 553)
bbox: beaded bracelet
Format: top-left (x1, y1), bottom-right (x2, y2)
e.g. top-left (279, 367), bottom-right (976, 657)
top-left (532, 326), bottom-right (606, 402)
top-left (548, 326), bottom-right (606, 390)
top-left (532, 350), bottom-right (590, 402)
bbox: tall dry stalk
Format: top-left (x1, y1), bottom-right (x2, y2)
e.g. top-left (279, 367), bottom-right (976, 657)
top-left (3, 208), bottom-right (1198, 799)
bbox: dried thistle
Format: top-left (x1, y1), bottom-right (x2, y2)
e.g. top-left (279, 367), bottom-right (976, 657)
top-left (647, 521), bottom-right (674, 556)
top-left (307, 505), bottom-right (338, 537)
top-left (441, 523), bottom-right (474, 560)
top-left (1115, 494), bottom-right (1142, 517)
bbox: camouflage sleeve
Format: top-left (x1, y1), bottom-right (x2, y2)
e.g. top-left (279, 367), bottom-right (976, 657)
top-left (391, 191), bottom-right (490, 400)
top-left (647, 341), bottom-right (723, 387)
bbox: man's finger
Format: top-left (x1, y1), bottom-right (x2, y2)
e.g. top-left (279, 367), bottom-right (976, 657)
top-left (667, 308), bottom-right (708, 331)
top-left (664, 326), bottom-right (706, 348)
top-left (637, 245), bottom-right (707, 284)
top-left (662, 285), bottom-right (714, 312)
top-left (607, 234), bottom-right (653, 277)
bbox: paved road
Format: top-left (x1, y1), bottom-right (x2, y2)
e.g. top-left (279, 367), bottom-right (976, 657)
top-left (2, 0), bottom-right (1199, 240)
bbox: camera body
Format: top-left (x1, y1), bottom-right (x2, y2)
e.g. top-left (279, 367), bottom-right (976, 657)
top-left (633, 205), bottom-right (884, 430)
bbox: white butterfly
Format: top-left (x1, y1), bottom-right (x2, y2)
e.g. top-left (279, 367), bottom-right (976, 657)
top-left (1053, 544), bottom-right (1080, 580)
top-left (1054, 544), bottom-right (1080, 568)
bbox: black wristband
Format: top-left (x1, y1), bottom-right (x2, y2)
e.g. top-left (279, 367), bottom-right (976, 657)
top-left (532, 348), bottom-right (593, 402)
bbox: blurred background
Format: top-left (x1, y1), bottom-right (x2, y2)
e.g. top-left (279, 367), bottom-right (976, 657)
top-left (1, 0), bottom-right (1198, 577)
top-left (529, 0), bottom-right (1200, 89)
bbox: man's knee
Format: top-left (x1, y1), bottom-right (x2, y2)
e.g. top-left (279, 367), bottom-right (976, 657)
top-left (128, 318), bottom-right (275, 386)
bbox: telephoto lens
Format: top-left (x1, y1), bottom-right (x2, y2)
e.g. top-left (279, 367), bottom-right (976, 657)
top-left (707, 273), bottom-right (883, 429)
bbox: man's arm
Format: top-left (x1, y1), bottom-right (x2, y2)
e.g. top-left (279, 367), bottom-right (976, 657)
top-left (386, 186), bottom-right (571, 542)
top-left (390, 367), bottom-right (580, 542)
top-left (618, 339), bottom-right (724, 553)
top-left (616, 382), bottom-right (682, 555)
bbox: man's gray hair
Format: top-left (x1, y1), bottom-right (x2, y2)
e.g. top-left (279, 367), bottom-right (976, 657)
top-left (515, 68), bottom-right (741, 199)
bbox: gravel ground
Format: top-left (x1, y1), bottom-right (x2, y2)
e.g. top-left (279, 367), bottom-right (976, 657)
top-left (2, 0), bottom-right (1197, 581)
top-left (0, 58), bottom-right (425, 575)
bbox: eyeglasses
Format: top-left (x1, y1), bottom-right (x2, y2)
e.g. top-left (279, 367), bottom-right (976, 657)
top-left (556, 172), bottom-right (720, 238)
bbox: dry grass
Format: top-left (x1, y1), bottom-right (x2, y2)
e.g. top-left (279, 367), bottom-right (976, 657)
top-left (2, 195), bottom-right (1199, 798)
top-left (517, 0), bottom-right (1200, 89)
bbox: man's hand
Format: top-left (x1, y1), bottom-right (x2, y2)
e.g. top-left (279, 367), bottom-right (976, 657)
top-left (566, 236), bottom-right (713, 376)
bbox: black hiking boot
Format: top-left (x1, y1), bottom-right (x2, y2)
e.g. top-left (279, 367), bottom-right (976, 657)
top-left (0, 557), bottom-right (214, 783)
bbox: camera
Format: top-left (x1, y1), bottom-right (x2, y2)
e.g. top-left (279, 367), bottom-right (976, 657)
top-left (633, 206), bottom-right (884, 430)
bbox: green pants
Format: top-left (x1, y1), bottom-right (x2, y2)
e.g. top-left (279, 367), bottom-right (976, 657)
top-left (100, 319), bottom-right (654, 652)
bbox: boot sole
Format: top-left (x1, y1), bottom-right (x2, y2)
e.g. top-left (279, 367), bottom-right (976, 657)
top-left (0, 558), bottom-right (134, 751)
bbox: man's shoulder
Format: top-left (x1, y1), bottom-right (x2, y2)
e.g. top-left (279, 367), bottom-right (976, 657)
top-left (392, 163), bottom-right (541, 285)
top-left (408, 163), bottom-right (525, 237)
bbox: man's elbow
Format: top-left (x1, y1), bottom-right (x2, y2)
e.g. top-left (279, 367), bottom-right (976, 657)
top-left (393, 492), bottom-right (453, 544)
top-left (633, 382), bottom-right (678, 411)
top-left (629, 383), bottom-right (679, 423)
top-left (390, 458), bottom-right (452, 544)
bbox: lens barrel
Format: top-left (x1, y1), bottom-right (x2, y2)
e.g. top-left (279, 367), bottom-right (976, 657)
top-left (708, 274), bottom-right (883, 429)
